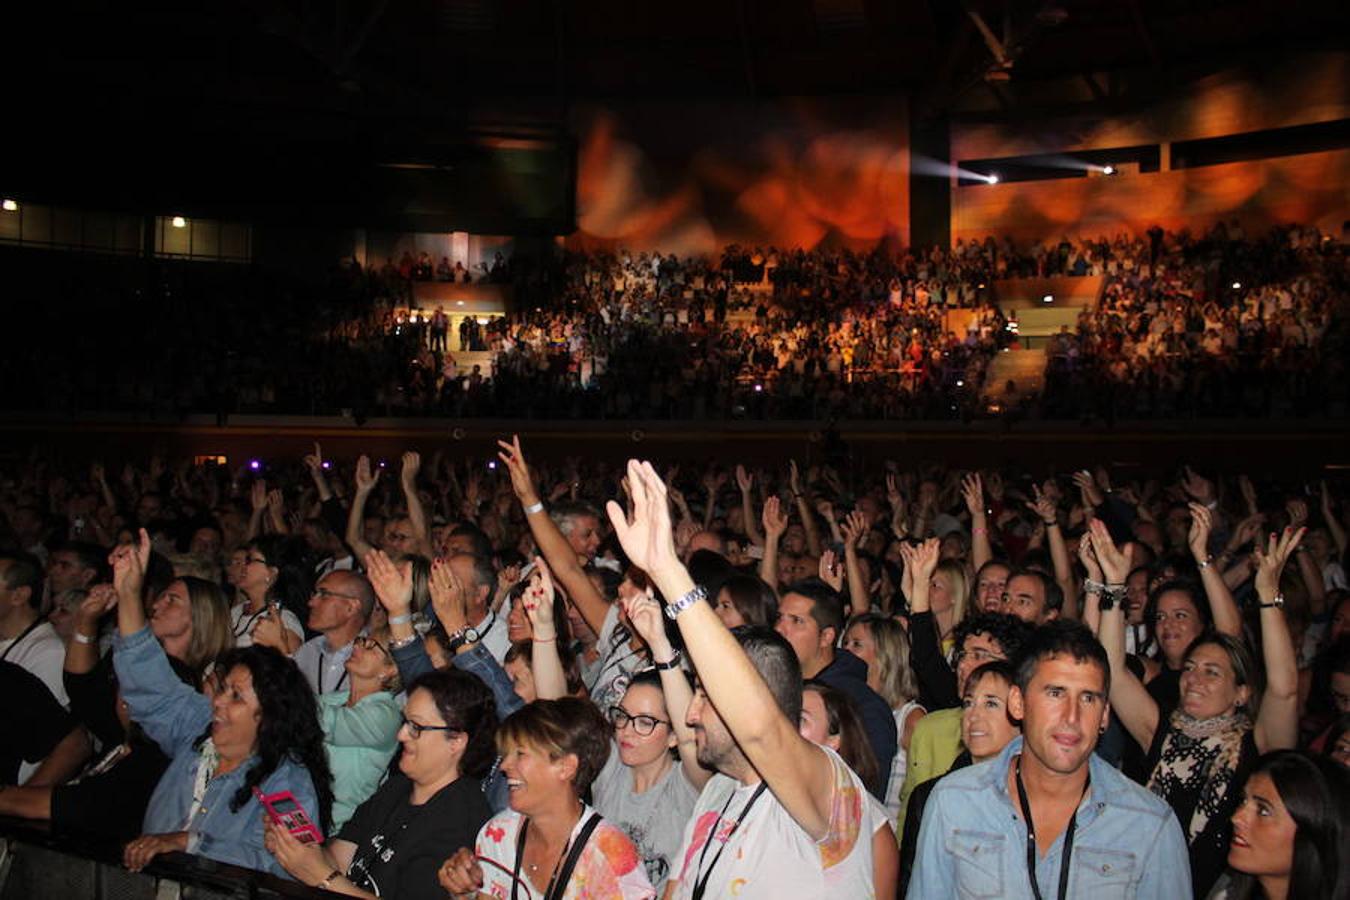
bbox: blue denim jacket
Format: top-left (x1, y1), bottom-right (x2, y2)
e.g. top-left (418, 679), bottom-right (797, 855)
top-left (113, 627), bottom-right (320, 879)
top-left (906, 737), bottom-right (1190, 900)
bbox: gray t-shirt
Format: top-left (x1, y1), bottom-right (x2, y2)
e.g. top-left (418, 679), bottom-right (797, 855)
top-left (591, 741), bottom-right (699, 893)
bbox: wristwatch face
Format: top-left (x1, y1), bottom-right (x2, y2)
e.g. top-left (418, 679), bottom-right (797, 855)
top-left (464, 627), bottom-right (480, 643)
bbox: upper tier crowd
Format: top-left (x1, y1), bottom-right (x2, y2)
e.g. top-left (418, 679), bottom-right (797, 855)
top-left (2, 439), bottom-right (1348, 899)
top-left (3, 220), bottom-right (1345, 423)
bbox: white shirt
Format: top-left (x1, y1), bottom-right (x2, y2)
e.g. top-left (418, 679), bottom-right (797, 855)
top-left (230, 602), bottom-right (304, 649)
top-left (0, 619), bottom-right (68, 707)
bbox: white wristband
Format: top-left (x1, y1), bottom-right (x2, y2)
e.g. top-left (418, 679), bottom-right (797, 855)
top-left (524, 501), bottom-right (545, 515)
top-left (73, 632), bottom-right (97, 645)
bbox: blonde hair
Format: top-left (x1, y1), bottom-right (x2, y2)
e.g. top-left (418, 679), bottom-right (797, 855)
top-left (180, 577), bottom-right (235, 674)
top-left (937, 559), bottom-right (971, 629)
top-left (847, 613), bottom-right (920, 709)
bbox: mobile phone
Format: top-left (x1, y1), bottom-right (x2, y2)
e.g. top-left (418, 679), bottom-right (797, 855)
top-left (255, 788), bottom-right (323, 844)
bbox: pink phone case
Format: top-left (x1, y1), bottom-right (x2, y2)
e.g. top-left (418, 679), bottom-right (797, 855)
top-left (255, 788), bottom-right (324, 844)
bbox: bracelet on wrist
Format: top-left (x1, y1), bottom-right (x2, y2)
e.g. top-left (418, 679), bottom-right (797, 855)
top-left (73, 632), bottom-right (97, 646)
top-left (653, 649), bottom-right (683, 671)
top-left (532, 635), bottom-right (557, 644)
top-left (388, 612), bottom-right (413, 626)
top-left (317, 869), bottom-right (343, 890)
top-left (524, 500), bottom-right (545, 515)
top-left (1197, 555), bottom-right (1214, 569)
top-left (1083, 578), bottom-right (1105, 595)
top-left (389, 633), bottom-right (420, 651)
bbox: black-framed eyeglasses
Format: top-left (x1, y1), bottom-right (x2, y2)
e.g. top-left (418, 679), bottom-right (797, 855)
top-left (400, 716), bottom-right (460, 739)
top-left (355, 634), bottom-right (392, 661)
top-left (608, 706), bottom-right (670, 737)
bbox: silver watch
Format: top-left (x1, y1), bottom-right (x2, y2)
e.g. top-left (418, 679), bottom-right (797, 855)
top-left (664, 585), bottom-right (708, 620)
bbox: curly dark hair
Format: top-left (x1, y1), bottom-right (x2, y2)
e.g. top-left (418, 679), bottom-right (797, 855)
top-left (954, 612), bottom-right (1034, 661)
top-left (406, 668), bottom-right (499, 779)
top-left (244, 535), bottom-right (315, 624)
top-left (195, 645), bottom-right (334, 835)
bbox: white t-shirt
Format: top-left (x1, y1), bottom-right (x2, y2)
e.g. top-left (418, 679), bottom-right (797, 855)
top-left (0, 620), bottom-right (68, 707)
top-left (584, 604), bottom-right (648, 713)
top-left (667, 746), bottom-right (873, 899)
top-left (883, 700), bottom-right (924, 823)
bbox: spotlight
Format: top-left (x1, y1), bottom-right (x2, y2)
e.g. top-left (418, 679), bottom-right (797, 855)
top-left (456, 300), bottom-right (465, 306)
top-left (1042, 294), bottom-right (1054, 304)
top-left (1, 199), bottom-right (17, 212)
top-left (249, 459), bottom-right (261, 471)
top-left (956, 379), bottom-right (965, 387)
top-left (754, 383), bottom-right (763, 393)
top-left (1102, 165), bottom-right (1116, 175)
top-left (321, 461), bottom-right (332, 470)
top-left (1231, 281), bottom-right (1242, 290)
top-left (171, 216), bottom-right (187, 228)
top-left (986, 173), bottom-right (1000, 185)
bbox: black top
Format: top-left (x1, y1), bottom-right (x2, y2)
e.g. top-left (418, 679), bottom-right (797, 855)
top-left (898, 750), bottom-right (972, 899)
top-left (907, 610), bottom-right (959, 712)
top-left (0, 661), bottom-right (76, 785)
top-left (50, 740), bottom-right (170, 841)
top-left (339, 772), bottom-right (492, 900)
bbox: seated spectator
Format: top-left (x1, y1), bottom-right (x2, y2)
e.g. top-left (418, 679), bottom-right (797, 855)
top-left (0, 659), bottom-right (89, 787)
top-left (111, 534), bottom-right (333, 878)
top-left (1209, 750), bottom-right (1349, 900)
top-left (439, 697), bottom-right (654, 899)
top-left (265, 668), bottom-right (497, 898)
top-left (229, 535), bottom-right (308, 651)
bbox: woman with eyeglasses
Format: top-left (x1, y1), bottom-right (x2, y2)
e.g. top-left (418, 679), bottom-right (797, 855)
top-left (318, 628), bottom-right (403, 831)
top-left (515, 563), bottom-right (706, 894)
top-left (266, 667), bottom-right (497, 898)
top-left (228, 536), bottom-right (309, 652)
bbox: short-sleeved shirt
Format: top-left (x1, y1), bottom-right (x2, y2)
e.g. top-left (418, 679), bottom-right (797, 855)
top-left (339, 772), bottom-right (491, 900)
top-left (591, 744), bottom-right (700, 892)
top-left (667, 746), bottom-right (872, 899)
top-left (474, 806), bottom-right (655, 899)
top-left (229, 602), bottom-right (304, 649)
top-left (583, 605), bottom-right (648, 712)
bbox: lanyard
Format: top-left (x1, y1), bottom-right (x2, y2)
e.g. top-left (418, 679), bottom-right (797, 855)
top-left (0, 617), bottom-right (45, 662)
top-left (511, 812), bottom-right (601, 900)
top-left (691, 783), bottom-right (767, 900)
top-left (1014, 755), bottom-right (1090, 900)
top-left (317, 649), bottom-right (350, 695)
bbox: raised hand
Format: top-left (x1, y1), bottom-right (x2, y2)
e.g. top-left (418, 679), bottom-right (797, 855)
top-left (249, 602), bottom-right (290, 651)
top-left (907, 536), bottom-right (940, 582)
top-left (355, 455), bottom-right (380, 494)
top-left (266, 489), bottom-right (286, 516)
top-left (961, 473), bottom-right (985, 518)
top-left (605, 460), bottom-right (679, 578)
top-left (788, 459), bottom-right (802, 496)
top-left (818, 549), bottom-right (844, 593)
top-left (1254, 526), bottom-right (1305, 599)
top-left (521, 558), bottom-right (557, 638)
top-left (401, 451), bottom-right (422, 488)
top-left (762, 495), bottom-right (789, 540)
top-left (1088, 518), bottom-right (1132, 584)
top-left (496, 434), bottom-right (540, 504)
top-left (1238, 474), bottom-right (1259, 515)
top-left (365, 549), bottom-right (413, 614)
top-left (109, 528), bottom-right (152, 601)
top-left (622, 589), bottom-right (669, 653)
top-left (1188, 501), bottom-right (1215, 562)
top-left (840, 509), bottom-right (867, 550)
top-left (302, 442), bottom-right (324, 475)
top-left (1227, 513), bottom-right (1265, 553)
top-left (1284, 498), bottom-right (1308, 530)
top-left (1072, 469), bottom-right (1104, 507)
top-left (735, 464), bottom-right (753, 494)
top-left (1026, 484), bottom-right (1057, 525)
top-left (250, 479), bottom-right (268, 512)
top-left (76, 583), bottom-right (119, 631)
top-left (429, 556), bottom-right (468, 633)
top-left (1078, 530), bottom-right (1103, 582)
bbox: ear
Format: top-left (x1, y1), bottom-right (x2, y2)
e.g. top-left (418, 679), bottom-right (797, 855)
top-left (1007, 684), bottom-right (1026, 723)
top-left (554, 752), bottom-right (580, 786)
top-left (819, 625), bottom-right (838, 654)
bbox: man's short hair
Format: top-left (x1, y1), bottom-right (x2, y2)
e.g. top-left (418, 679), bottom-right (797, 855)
top-left (550, 503), bottom-right (600, 534)
top-left (51, 540), bottom-right (108, 579)
top-left (453, 552), bottom-right (497, 596)
top-left (0, 552), bottom-right (45, 609)
top-left (1007, 567), bottom-right (1064, 614)
top-left (449, 522), bottom-right (494, 558)
top-left (954, 612), bottom-right (1034, 660)
top-left (783, 578), bottom-right (845, 639)
top-left (1012, 619), bottom-right (1111, 695)
top-left (328, 570), bottom-right (376, 620)
top-left (732, 625), bottom-right (803, 724)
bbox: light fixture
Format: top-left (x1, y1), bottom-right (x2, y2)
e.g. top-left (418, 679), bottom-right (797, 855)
top-left (987, 173), bottom-right (1000, 185)
top-left (1, 199), bottom-right (17, 212)
top-left (1231, 281), bottom-right (1242, 290)
top-left (1102, 165), bottom-right (1116, 175)
top-left (1042, 294), bottom-right (1054, 304)
top-left (171, 216), bottom-right (187, 228)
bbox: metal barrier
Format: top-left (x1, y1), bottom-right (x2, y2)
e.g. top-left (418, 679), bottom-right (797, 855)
top-left (0, 818), bottom-right (334, 900)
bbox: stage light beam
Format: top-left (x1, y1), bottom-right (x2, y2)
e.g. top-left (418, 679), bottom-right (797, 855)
top-left (1, 199), bottom-right (17, 212)
top-left (171, 216), bottom-right (187, 228)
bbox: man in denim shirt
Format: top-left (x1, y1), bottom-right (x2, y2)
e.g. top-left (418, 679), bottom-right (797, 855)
top-left (909, 621), bottom-right (1189, 899)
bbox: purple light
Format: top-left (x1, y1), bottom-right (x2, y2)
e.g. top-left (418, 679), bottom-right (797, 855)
top-left (321, 461), bottom-right (332, 470)
top-left (249, 459), bottom-right (261, 470)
